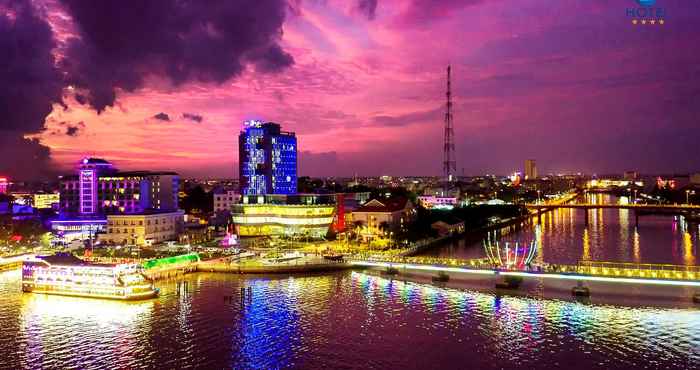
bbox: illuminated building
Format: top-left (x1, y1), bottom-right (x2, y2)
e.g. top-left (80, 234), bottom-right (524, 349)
top-left (525, 159), bottom-right (538, 180)
top-left (239, 120), bottom-right (297, 195)
top-left (21, 253), bottom-right (157, 300)
top-left (417, 195), bottom-right (457, 210)
top-left (101, 210), bottom-right (184, 246)
top-left (33, 192), bottom-right (60, 209)
top-left (50, 219), bottom-right (107, 243)
top-left (0, 177), bottom-right (7, 194)
top-left (352, 197), bottom-right (415, 231)
top-left (59, 158), bottom-right (179, 216)
top-left (232, 201), bottom-right (335, 238)
top-left (213, 189), bottom-right (241, 212)
top-left (53, 158), bottom-right (181, 244)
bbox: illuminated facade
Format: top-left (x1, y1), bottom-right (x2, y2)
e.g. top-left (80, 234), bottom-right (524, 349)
top-left (239, 121), bottom-right (297, 196)
top-left (525, 159), bottom-right (538, 180)
top-left (417, 195), bottom-right (457, 210)
top-left (33, 192), bottom-right (60, 209)
top-left (101, 210), bottom-right (184, 246)
top-left (232, 203), bottom-right (335, 238)
top-left (59, 158), bottom-right (179, 216)
top-left (0, 177), bottom-right (7, 194)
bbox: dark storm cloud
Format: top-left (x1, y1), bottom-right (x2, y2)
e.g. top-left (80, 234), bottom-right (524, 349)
top-left (153, 112), bottom-right (171, 121)
top-left (0, 0), bottom-right (62, 179)
top-left (0, 0), bottom-right (63, 133)
top-left (182, 113), bottom-right (203, 123)
top-left (356, 0), bottom-right (378, 20)
top-left (59, 0), bottom-right (294, 112)
top-left (65, 126), bottom-right (79, 136)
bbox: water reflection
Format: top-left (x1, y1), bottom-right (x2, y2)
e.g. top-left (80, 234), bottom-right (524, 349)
top-left (2, 270), bottom-right (700, 369)
top-left (428, 194), bottom-right (699, 266)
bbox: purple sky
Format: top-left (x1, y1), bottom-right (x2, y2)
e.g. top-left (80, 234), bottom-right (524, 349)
top-left (1, 0), bottom-right (699, 180)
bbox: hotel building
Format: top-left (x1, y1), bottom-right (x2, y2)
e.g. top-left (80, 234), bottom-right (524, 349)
top-left (239, 121), bottom-right (297, 195)
top-left (52, 158), bottom-right (181, 244)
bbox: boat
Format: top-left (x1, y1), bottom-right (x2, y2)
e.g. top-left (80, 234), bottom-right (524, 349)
top-left (21, 253), bottom-right (158, 300)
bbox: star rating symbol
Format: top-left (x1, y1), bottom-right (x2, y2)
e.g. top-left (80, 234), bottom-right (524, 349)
top-left (632, 19), bottom-right (638, 24)
top-left (641, 19), bottom-right (647, 24)
top-left (650, 19), bottom-right (656, 24)
top-left (659, 19), bottom-right (665, 25)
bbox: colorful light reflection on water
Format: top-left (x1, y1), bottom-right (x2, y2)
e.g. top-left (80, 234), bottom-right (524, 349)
top-left (2, 270), bottom-right (699, 369)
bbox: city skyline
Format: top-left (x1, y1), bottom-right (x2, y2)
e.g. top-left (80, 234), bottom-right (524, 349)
top-left (2, 0), bottom-right (700, 180)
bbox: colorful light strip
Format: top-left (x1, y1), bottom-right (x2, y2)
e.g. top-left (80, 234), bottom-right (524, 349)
top-left (349, 261), bottom-right (700, 287)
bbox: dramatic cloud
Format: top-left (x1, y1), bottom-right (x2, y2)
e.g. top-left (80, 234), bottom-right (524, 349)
top-left (0, 0), bottom-right (62, 179)
top-left (59, 0), bottom-right (294, 112)
top-left (182, 113), bottom-right (204, 123)
top-left (65, 126), bottom-right (79, 136)
top-left (153, 112), bottom-right (171, 122)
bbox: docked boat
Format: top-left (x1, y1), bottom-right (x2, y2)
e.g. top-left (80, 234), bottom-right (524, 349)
top-left (21, 253), bottom-right (158, 300)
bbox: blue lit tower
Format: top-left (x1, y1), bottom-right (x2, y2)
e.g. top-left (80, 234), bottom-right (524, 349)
top-left (239, 121), bottom-right (297, 195)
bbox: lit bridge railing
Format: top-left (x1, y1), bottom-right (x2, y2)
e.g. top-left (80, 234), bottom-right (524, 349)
top-left (349, 255), bottom-right (700, 283)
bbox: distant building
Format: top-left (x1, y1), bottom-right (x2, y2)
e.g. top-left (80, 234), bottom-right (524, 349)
top-left (525, 159), bottom-right (538, 180)
top-left (239, 120), bottom-right (297, 196)
top-left (101, 210), bottom-right (184, 246)
top-left (352, 197), bottom-right (415, 231)
top-left (417, 195), bottom-right (458, 210)
top-left (623, 171), bottom-right (638, 181)
top-left (0, 177), bottom-right (7, 194)
top-left (213, 190), bottom-right (240, 212)
top-left (691, 173), bottom-right (700, 185)
top-left (58, 158), bottom-right (179, 216)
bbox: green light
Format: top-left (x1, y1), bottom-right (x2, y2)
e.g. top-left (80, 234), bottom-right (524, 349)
top-left (142, 253), bottom-right (200, 270)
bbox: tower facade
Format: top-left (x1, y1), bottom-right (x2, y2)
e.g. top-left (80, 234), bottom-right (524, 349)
top-left (525, 159), bottom-right (538, 180)
top-left (239, 120), bottom-right (297, 196)
top-left (443, 65), bottom-right (456, 183)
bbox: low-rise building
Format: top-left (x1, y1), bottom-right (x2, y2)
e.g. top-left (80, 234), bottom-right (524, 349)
top-left (417, 195), bottom-right (458, 210)
top-left (232, 203), bottom-right (335, 238)
top-left (351, 197), bottom-right (415, 231)
top-left (101, 210), bottom-right (184, 246)
top-left (213, 190), bottom-right (240, 212)
top-left (431, 220), bottom-right (465, 237)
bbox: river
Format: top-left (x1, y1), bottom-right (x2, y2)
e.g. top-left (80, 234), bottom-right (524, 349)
top-left (1, 193), bottom-right (699, 369)
top-left (424, 193), bottom-right (699, 266)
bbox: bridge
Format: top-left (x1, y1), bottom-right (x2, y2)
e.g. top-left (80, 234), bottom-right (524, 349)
top-left (523, 202), bottom-right (700, 226)
top-left (349, 255), bottom-right (700, 289)
top-left (523, 203), bottom-right (700, 212)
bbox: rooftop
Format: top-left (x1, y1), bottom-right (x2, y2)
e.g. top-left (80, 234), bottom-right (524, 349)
top-left (354, 197), bottom-right (411, 213)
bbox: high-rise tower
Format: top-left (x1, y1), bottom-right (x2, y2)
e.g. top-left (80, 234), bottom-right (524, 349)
top-left (239, 120), bottom-right (297, 196)
top-left (443, 65), bottom-right (456, 184)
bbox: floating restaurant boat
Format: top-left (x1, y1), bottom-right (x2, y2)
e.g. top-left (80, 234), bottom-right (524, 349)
top-left (21, 253), bottom-right (158, 300)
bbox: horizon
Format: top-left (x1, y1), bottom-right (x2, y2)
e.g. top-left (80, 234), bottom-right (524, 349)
top-left (2, 0), bottom-right (700, 180)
